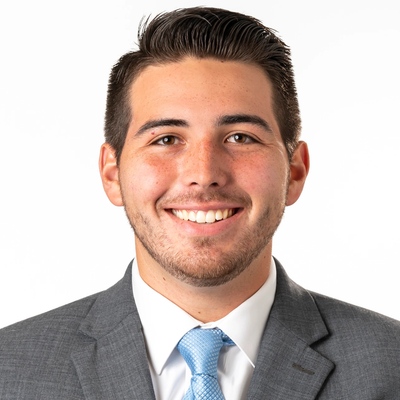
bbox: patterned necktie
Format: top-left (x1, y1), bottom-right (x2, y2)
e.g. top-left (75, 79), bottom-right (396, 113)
top-left (177, 327), bottom-right (233, 399)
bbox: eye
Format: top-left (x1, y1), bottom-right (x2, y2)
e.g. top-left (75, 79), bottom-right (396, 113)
top-left (226, 133), bottom-right (255, 144)
top-left (154, 135), bottom-right (179, 145)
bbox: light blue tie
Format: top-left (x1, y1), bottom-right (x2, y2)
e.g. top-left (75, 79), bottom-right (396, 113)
top-left (177, 327), bottom-right (233, 400)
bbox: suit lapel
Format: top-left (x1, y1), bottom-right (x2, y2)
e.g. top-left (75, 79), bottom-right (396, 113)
top-left (69, 259), bottom-right (334, 399)
top-left (248, 260), bottom-right (334, 399)
top-left (71, 263), bottom-right (156, 400)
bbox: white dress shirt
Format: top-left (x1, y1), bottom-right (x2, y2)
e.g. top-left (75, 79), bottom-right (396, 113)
top-left (132, 257), bottom-right (277, 400)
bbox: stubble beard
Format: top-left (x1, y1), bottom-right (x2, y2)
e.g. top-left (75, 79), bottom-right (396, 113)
top-left (123, 194), bottom-right (286, 288)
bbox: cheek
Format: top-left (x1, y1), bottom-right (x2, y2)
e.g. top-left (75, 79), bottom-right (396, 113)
top-left (237, 157), bottom-right (288, 201)
top-left (120, 154), bottom-right (175, 203)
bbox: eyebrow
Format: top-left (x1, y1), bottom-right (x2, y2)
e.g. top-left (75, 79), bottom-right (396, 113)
top-left (134, 114), bottom-right (273, 136)
top-left (216, 114), bottom-right (273, 133)
top-left (136, 118), bottom-right (189, 136)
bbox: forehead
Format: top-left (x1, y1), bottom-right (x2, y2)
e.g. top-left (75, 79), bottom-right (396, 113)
top-left (132, 57), bottom-right (271, 97)
top-left (128, 57), bottom-right (278, 131)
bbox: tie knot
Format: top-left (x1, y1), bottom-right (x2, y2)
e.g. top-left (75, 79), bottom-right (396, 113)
top-left (177, 328), bottom-right (233, 399)
top-left (177, 328), bottom-right (232, 376)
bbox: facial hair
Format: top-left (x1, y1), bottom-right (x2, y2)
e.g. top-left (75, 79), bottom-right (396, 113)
top-left (122, 187), bottom-right (287, 288)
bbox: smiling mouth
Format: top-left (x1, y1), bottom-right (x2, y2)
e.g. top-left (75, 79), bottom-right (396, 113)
top-left (171, 209), bottom-right (236, 224)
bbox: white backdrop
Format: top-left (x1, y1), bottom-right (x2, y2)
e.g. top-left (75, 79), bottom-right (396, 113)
top-left (1, 0), bottom-right (399, 329)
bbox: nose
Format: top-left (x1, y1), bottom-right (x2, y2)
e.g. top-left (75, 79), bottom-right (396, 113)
top-left (180, 141), bottom-right (230, 189)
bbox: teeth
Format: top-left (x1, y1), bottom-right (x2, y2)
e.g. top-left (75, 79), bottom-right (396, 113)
top-left (196, 211), bottom-right (206, 223)
top-left (172, 209), bottom-right (234, 224)
top-left (188, 211), bottom-right (196, 222)
top-left (205, 210), bottom-right (215, 223)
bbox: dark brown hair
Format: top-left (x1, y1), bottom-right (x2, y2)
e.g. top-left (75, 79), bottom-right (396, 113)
top-left (104, 7), bottom-right (301, 161)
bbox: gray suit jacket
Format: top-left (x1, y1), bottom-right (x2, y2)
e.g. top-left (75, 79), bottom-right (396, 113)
top-left (1, 259), bottom-right (400, 399)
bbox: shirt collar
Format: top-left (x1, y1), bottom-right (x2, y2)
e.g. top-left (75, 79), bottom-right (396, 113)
top-left (216, 260), bottom-right (276, 367)
top-left (132, 257), bottom-right (276, 374)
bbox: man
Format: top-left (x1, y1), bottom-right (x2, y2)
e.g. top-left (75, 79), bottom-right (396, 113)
top-left (0, 6), bottom-right (399, 399)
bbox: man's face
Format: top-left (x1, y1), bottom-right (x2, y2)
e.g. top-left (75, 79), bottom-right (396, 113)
top-left (101, 57), bottom-right (307, 287)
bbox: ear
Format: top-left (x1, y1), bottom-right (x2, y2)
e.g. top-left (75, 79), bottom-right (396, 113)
top-left (99, 143), bottom-right (123, 206)
top-left (286, 141), bottom-right (310, 206)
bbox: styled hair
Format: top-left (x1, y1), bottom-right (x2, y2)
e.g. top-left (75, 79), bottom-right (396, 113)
top-left (104, 7), bottom-right (301, 162)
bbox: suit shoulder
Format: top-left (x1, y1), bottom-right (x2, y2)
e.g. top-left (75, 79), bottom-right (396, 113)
top-left (311, 290), bottom-right (400, 334)
top-left (305, 292), bottom-right (400, 396)
top-left (310, 290), bottom-right (400, 370)
top-left (0, 293), bottom-right (103, 398)
top-left (0, 291), bottom-right (101, 348)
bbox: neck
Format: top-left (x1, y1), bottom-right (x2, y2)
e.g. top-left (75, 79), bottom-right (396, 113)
top-left (135, 242), bottom-right (271, 322)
